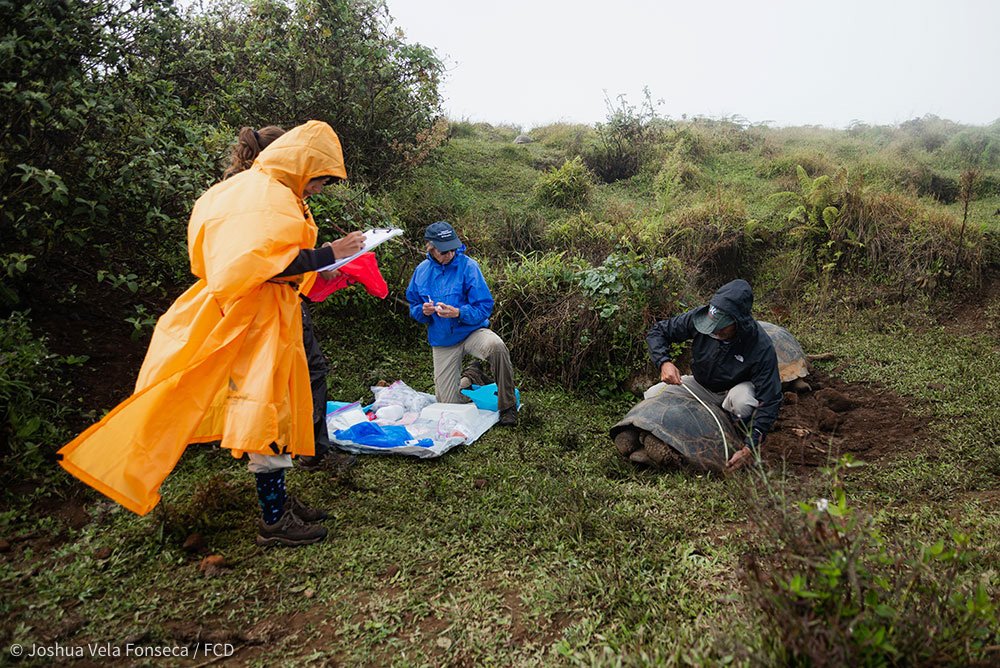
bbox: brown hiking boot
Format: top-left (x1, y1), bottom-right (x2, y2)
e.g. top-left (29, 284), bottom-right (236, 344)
top-left (498, 407), bottom-right (518, 427)
top-left (256, 510), bottom-right (327, 547)
top-left (286, 495), bottom-right (329, 523)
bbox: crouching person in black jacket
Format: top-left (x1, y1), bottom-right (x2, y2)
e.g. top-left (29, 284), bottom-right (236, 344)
top-left (645, 279), bottom-right (782, 471)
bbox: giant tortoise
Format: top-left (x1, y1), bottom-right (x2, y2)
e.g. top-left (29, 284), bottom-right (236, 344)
top-left (758, 320), bottom-right (809, 386)
top-left (611, 321), bottom-right (808, 471)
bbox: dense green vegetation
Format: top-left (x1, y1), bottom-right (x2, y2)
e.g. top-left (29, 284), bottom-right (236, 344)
top-left (2, 0), bottom-right (999, 665)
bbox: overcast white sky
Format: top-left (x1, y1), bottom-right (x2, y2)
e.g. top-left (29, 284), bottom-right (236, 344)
top-left (387, 0), bottom-right (1000, 130)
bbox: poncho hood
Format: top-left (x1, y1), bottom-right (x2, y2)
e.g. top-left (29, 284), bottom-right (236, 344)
top-left (253, 120), bottom-right (347, 199)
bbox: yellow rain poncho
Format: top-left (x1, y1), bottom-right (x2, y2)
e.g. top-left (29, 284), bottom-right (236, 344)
top-left (58, 120), bottom-right (347, 515)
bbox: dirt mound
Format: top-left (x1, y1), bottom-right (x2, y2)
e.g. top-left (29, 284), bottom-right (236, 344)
top-left (764, 369), bottom-right (924, 468)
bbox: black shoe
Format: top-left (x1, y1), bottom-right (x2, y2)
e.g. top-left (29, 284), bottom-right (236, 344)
top-left (285, 495), bottom-right (329, 523)
top-left (256, 510), bottom-right (327, 547)
top-left (498, 407), bottom-right (518, 427)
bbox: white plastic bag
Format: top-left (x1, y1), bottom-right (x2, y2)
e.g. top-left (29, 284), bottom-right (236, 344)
top-left (369, 380), bottom-right (436, 414)
top-left (326, 403), bottom-right (369, 435)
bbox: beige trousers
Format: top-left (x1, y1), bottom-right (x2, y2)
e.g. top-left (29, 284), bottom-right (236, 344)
top-left (680, 375), bottom-right (759, 419)
top-left (432, 328), bottom-right (516, 411)
top-left (247, 453), bottom-right (293, 473)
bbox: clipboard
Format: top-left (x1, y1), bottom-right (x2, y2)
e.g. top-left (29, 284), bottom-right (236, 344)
top-left (317, 228), bottom-right (404, 272)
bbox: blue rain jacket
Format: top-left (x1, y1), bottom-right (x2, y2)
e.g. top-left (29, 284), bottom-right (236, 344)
top-left (405, 248), bottom-right (494, 347)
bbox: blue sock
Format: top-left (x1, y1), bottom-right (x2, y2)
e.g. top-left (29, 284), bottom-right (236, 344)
top-left (255, 470), bottom-right (287, 525)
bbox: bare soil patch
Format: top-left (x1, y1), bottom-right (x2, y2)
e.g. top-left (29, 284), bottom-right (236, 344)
top-left (765, 369), bottom-right (925, 468)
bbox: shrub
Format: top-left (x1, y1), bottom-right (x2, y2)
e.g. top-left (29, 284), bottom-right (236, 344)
top-left (653, 157), bottom-right (703, 206)
top-left (170, 0), bottom-right (445, 187)
top-left (0, 312), bottom-right (79, 487)
top-left (0, 0), bottom-right (220, 297)
top-left (541, 211), bottom-right (616, 264)
top-left (534, 157), bottom-right (593, 209)
top-left (660, 118), bottom-right (765, 164)
top-left (460, 203), bottom-right (549, 257)
top-left (757, 151), bottom-right (838, 183)
top-left (584, 90), bottom-right (662, 183)
top-left (528, 122), bottom-right (595, 154)
top-left (743, 457), bottom-right (998, 666)
top-left (769, 166), bottom-right (988, 294)
top-left (662, 192), bottom-right (760, 287)
top-left (490, 250), bottom-right (687, 390)
top-left (389, 173), bottom-right (475, 229)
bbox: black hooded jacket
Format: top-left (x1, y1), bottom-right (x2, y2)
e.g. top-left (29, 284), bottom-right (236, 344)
top-left (645, 279), bottom-right (782, 447)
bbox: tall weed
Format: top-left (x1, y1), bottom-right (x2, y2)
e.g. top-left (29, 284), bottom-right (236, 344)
top-left (742, 457), bottom-right (998, 666)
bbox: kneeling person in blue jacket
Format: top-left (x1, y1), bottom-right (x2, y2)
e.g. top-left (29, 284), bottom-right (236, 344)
top-left (646, 279), bottom-right (782, 470)
top-left (406, 222), bottom-right (518, 427)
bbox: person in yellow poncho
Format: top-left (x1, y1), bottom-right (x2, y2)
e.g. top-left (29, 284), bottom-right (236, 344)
top-left (58, 120), bottom-right (364, 547)
top-left (222, 125), bottom-right (369, 474)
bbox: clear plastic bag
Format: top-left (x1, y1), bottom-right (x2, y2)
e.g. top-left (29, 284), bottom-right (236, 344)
top-left (369, 380), bottom-right (436, 414)
top-left (436, 416), bottom-right (469, 440)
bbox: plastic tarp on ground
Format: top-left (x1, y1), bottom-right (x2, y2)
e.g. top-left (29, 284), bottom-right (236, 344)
top-left (327, 381), bottom-right (502, 458)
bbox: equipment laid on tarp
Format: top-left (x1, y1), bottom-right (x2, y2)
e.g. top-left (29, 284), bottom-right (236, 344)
top-left (461, 383), bottom-right (521, 412)
top-left (328, 380), bottom-right (510, 458)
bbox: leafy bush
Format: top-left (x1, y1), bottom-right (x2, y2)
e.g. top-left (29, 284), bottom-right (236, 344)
top-left (389, 172), bottom-right (475, 229)
top-left (653, 157), bottom-right (703, 206)
top-left (0, 0), bottom-right (220, 297)
top-left (0, 312), bottom-right (80, 485)
top-left (662, 192), bottom-right (761, 287)
top-left (542, 211), bottom-right (617, 264)
top-left (769, 166), bottom-right (988, 294)
top-left (743, 458), bottom-right (998, 666)
top-left (534, 157), bottom-right (593, 209)
top-left (942, 127), bottom-right (1000, 169)
top-left (460, 202), bottom-right (549, 257)
top-left (168, 0), bottom-right (445, 187)
top-left (489, 250), bottom-right (686, 390)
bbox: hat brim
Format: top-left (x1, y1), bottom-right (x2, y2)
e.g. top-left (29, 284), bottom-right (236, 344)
top-left (429, 238), bottom-right (461, 252)
top-left (693, 305), bottom-right (734, 334)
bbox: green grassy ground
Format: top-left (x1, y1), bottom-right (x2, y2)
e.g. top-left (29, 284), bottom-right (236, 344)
top-left (3, 299), bottom-right (997, 666)
top-left (4, 121), bottom-right (999, 665)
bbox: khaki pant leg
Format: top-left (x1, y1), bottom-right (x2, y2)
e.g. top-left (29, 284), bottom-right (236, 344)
top-left (722, 381), bottom-right (759, 419)
top-left (247, 453), bottom-right (293, 473)
top-left (464, 328), bottom-right (516, 412)
top-left (432, 340), bottom-right (469, 404)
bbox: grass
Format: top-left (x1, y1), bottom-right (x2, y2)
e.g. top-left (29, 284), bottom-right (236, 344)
top-left (4, 296), bottom-right (999, 665)
top-left (4, 119), bottom-right (1000, 664)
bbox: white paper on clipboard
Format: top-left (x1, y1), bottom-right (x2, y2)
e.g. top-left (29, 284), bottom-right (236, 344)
top-left (318, 228), bottom-right (404, 272)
